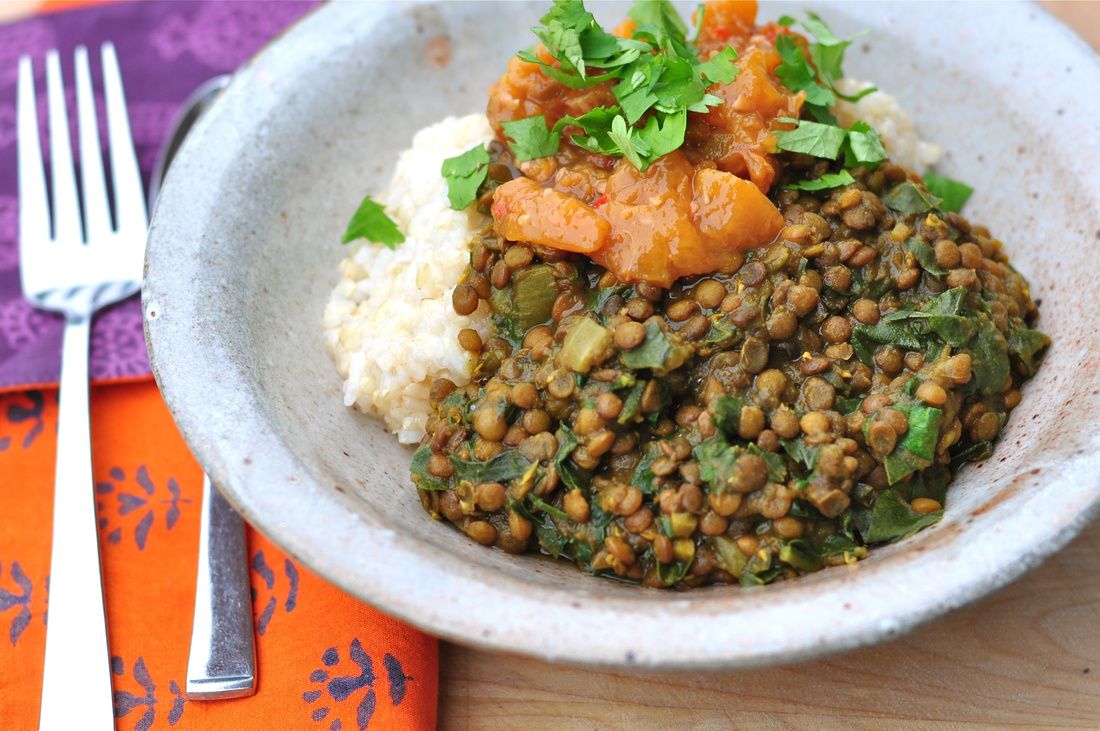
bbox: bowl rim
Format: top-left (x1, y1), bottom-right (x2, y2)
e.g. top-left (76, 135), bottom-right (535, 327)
top-left (144, 0), bottom-right (1100, 669)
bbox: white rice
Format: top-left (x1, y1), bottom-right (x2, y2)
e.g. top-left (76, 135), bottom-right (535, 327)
top-left (834, 78), bottom-right (941, 171)
top-left (323, 114), bottom-right (495, 444)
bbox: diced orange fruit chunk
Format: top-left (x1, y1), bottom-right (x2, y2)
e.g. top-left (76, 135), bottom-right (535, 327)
top-left (491, 177), bottom-right (610, 254)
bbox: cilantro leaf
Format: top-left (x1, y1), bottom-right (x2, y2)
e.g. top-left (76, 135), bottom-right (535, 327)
top-left (774, 118), bottom-right (847, 159)
top-left (342, 196), bottom-right (404, 249)
top-left (801, 11), bottom-right (844, 46)
top-left (515, 0), bottom-right (728, 171)
top-left (628, 0), bottom-right (688, 43)
top-left (777, 15), bottom-right (796, 27)
top-left (853, 489), bottom-right (942, 544)
top-left (844, 120), bottom-right (886, 167)
top-left (440, 145), bottom-right (489, 210)
top-left (775, 35), bottom-right (835, 108)
top-left (690, 3), bottom-right (706, 42)
top-left (501, 115), bottom-right (561, 161)
top-left (883, 181), bottom-right (943, 215)
top-left (697, 46), bottom-right (740, 84)
top-left (923, 172), bottom-right (974, 213)
top-left (784, 169), bottom-right (856, 191)
top-left (635, 108), bottom-right (688, 164)
top-left (608, 114), bottom-right (644, 169)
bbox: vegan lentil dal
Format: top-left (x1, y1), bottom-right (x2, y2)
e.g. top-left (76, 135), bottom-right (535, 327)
top-left (340, 0), bottom-right (1049, 588)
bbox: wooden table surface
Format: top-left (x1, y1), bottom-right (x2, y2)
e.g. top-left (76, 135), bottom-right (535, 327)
top-left (441, 3), bottom-right (1100, 728)
top-left (2, 1), bottom-right (1096, 729)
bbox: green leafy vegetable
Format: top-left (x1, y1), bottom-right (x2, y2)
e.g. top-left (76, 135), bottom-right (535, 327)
top-left (501, 115), bottom-right (561, 161)
top-left (628, 0), bottom-right (689, 41)
top-left (784, 169), bottom-right (856, 191)
top-left (843, 120), bottom-right (886, 167)
top-left (440, 144), bottom-right (489, 210)
top-left (836, 397), bottom-right (862, 415)
top-left (883, 403), bottom-right (942, 484)
top-left (748, 443), bottom-right (787, 483)
top-left (966, 319), bottom-right (1011, 395)
top-left (656, 558), bottom-right (692, 586)
top-left (853, 489), bottom-right (942, 544)
top-left (410, 445), bottom-right (448, 490)
top-left (1007, 327), bottom-right (1050, 377)
top-left (819, 532), bottom-right (859, 557)
top-left (621, 321), bottom-right (690, 373)
top-left (781, 439), bottom-right (820, 471)
top-left (508, 264), bottom-right (559, 333)
top-left (528, 493), bottom-right (569, 521)
top-left (906, 237), bottom-right (947, 277)
top-left (779, 539), bottom-right (821, 572)
top-left (774, 35), bottom-right (835, 108)
top-left (451, 450), bottom-right (533, 484)
top-left (951, 440), bottom-right (993, 468)
top-left (774, 118), bottom-right (847, 159)
top-left (882, 181), bottom-right (943, 215)
top-left (342, 196), bottom-right (404, 248)
top-left (553, 424), bottom-right (587, 491)
top-left (694, 437), bottom-right (740, 493)
top-left (697, 46), bottom-right (740, 84)
top-left (617, 381), bottom-right (645, 424)
top-left (923, 172), bottom-right (973, 213)
top-left (631, 444), bottom-right (661, 494)
top-left (712, 396), bottom-right (744, 439)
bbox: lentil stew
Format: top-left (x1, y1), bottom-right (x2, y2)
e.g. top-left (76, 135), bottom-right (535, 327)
top-left (409, 0), bottom-right (1049, 588)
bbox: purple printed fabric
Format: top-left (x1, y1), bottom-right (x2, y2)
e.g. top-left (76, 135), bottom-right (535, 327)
top-left (0, 0), bottom-right (317, 390)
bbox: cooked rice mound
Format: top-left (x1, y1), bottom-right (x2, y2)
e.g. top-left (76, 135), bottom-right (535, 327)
top-left (323, 114), bottom-right (494, 443)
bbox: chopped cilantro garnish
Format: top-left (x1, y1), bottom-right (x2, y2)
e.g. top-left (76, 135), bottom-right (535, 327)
top-left (440, 144), bottom-right (489, 210)
top-left (627, 0), bottom-right (688, 41)
top-left (515, 0), bottom-right (637, 88)
top-left (776, 116), bottom-right (886, 170)
top-left (777, 15), bottom-right (796, 27)
top-left (784, 169), bottom-right (856, 191)
top-left (843, 120), bottom-right (887, 167)
top-left (774, 118), bottom-right (847, 159)
top-left (341, 196), bottom-right (404, 249)
top-left (923, 172), bottom-right (974, 212)
top-left (775, 34), bottom-right (835, 108)
top-left (775, 12), bottom-right (876, 124)
top-left (501, 115), bottom-right (561, 161)
top-left (503, 0), bottom-right (737, 171)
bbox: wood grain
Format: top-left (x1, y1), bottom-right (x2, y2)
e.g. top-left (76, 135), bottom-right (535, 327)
top-left (441, 524), bottom-right (1100, 729)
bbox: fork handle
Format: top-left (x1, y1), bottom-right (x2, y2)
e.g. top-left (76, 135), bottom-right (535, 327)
top-left (38, 314), bottom-right (115, 729)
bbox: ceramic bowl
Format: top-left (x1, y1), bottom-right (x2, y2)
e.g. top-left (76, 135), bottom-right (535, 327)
top-left (144, 0), bottom-right (1100, 668)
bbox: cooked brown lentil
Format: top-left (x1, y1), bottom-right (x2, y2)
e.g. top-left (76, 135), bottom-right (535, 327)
top-left (412, 163), bottom-right (1048, 590)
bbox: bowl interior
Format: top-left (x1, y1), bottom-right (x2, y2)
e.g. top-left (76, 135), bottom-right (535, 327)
top-left (144, 0), bottom-right (1100, 667)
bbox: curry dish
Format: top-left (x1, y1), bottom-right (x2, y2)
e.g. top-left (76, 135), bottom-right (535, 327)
top-left (335, 0), bottom-right (1049, 588)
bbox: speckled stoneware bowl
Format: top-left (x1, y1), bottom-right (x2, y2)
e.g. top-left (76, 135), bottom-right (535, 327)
top-left (144, 1), bottom-right (1100, 668)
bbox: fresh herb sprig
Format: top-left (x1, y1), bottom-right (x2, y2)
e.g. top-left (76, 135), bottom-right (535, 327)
top-left (504, 0), bottom-right (738, 170)
top-left (923, 172), bottom-right (973, 212)
top-left (772, 12), bottom-right (887, 190)
top-left (342, 196), bottom-right (404, 248)
top-left (441, 144), bottom-right (490, 210)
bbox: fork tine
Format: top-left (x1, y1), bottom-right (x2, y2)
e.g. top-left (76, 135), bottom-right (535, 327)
top-left (45, 50), bottom-right (83, 244)
top-left (16, 56), bottom-right (51, 257)
top-left (74, 46), bottom-right (111, 241)
top-left (101, 42), bottom-right (147, 234)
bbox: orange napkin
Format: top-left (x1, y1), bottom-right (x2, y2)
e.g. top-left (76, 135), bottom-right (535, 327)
top-left (0, 381), bottom-right (438, 730)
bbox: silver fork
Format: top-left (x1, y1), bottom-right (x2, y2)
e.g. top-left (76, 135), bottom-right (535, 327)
top-left (18, 44), bottom-right (146, 728)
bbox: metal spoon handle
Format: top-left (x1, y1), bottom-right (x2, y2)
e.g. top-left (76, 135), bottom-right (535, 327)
top-left (186, 475), bottom-right (256, 699)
